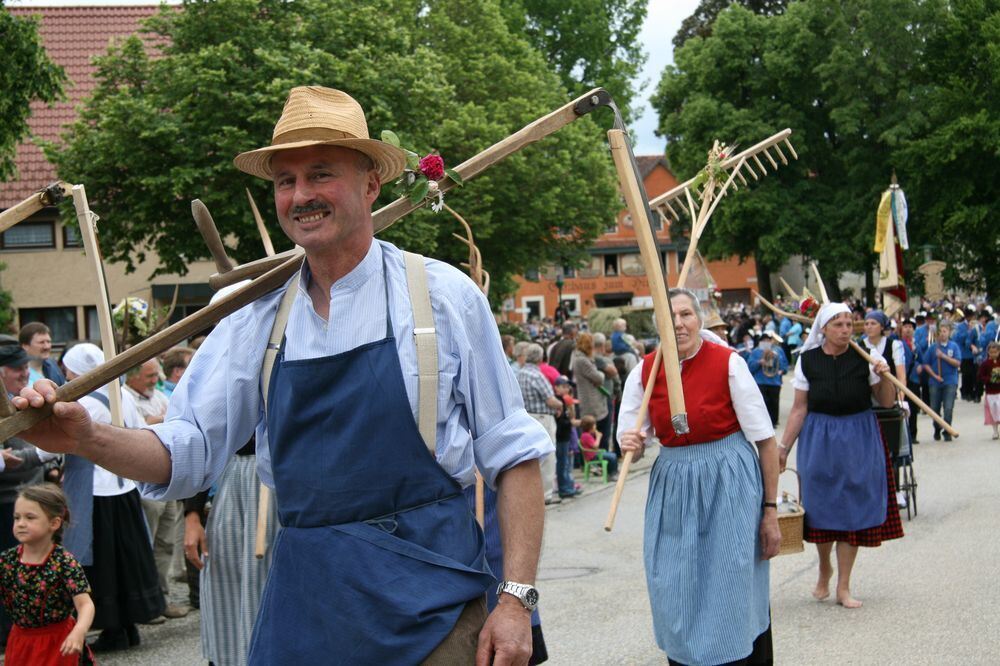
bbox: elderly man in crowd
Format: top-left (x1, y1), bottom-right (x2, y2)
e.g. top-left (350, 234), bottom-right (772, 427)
top-left (15, 85), bottom-right (548, 664)
top-left (517, 343), bottom-right (563, 506)
top-left (19, 322), bottom-right (65, 386)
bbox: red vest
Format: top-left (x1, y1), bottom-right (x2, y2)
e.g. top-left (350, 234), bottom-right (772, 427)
top-left (641, 340), bottom-right (741, 447)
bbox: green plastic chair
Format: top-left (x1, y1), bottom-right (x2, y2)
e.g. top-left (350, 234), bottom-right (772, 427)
top-left (581, 445), bottom-right (609, 483)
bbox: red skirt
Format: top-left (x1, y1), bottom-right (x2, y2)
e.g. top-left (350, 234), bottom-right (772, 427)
top-left (6, 616), bottom-right (92, 666)
top-left (804, 420), bottom-right (905, 547)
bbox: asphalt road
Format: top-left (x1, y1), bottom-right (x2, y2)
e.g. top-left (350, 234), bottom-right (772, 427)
top-left (81, 381), bottom-right (1000, 664)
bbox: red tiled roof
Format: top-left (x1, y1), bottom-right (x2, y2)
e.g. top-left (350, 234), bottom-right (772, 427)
top-left (635, 155), bottom-right (668, 180)
top-left (1, 5), bottom-right (161, 207)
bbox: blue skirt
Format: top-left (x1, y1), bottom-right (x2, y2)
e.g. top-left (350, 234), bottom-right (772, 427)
top-left (798, 411), bottom-right (887, 531)
top-left (643, 432), bottom-right (770, 666)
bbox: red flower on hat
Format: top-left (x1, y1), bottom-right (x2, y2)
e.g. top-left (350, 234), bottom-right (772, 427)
top-left (419, 154), bottom-right (445, 180)
top-left (800, 297), bottom-right (819, 319)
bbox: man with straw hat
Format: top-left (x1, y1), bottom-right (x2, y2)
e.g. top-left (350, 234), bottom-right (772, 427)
top-left (14, 86), bottom-right (551, 665)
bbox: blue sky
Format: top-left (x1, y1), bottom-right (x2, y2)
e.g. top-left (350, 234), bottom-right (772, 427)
top-left (632, 0), bottom-right (701, 155)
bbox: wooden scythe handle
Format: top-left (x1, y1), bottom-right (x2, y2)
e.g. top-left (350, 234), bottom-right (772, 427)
top-left (603, 129), bottom-right (688, 533)
top-left (751, 289), bottom-right (959, 438)
top-left (0, 254), bottom-right (304, 442)
top-left (192, 199), bottom-right (235, 274)
top-left (607, 130), bottom-right (687, 429)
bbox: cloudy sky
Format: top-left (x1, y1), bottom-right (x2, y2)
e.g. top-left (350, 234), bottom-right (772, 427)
top-left (9, 0), bottom-right (699, 153)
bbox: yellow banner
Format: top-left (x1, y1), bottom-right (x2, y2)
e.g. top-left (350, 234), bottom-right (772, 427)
top-left (874, 189), bottom-right (892, 253)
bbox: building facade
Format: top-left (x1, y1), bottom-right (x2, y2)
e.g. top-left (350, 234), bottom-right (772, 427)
top-left (1, 5), bottom-right (217, 344)
top-left (510, 156), bottom-right (758, 321)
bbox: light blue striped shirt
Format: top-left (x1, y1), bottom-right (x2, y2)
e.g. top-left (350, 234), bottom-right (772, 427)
top-left (140, 240), bottom-right (552, 500)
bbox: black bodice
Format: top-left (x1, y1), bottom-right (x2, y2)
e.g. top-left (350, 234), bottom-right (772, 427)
top-left (800, 346), bottom-right (872, 415)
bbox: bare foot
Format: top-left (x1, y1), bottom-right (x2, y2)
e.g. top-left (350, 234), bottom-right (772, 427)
top-left (836, 591), bottom-right (863, 608)
top-left (812, 566), bottom-right (833, 600)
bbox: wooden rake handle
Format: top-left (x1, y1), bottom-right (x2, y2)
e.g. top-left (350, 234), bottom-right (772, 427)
top-left (604, 347), bottom-right (661, 531)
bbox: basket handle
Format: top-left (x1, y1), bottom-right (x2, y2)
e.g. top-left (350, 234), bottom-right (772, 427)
top-left (781, 467), bottom-right (802, 503)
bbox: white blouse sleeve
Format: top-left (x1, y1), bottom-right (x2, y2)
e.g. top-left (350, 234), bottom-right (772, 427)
top-left (792, 356), bottom-right (809, 391)
top-left (617, 358), bottom-right (652, 440)
top-left (729, 354), bottom-right (776, 442)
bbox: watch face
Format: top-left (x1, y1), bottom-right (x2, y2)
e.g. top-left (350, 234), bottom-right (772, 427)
top-left (525, 588), bottom-right (539, 606)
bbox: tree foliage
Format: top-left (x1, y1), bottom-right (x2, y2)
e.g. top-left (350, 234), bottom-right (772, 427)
top-left (47, 0), bottom-right (620, 304)
top-left (0, 5), bottom-right (66, 181)
top-left (673, 0), bottom-right (787, 50)
top-left (654, 1), bottom-right (947, 300)
top-left (893, 0), bottom-right (1000, 300)
top-left (503, 0), bottom-right (648, 123)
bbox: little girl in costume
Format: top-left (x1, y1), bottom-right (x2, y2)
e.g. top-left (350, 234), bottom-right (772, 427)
top-left (0, 483), bottom-right (94, 665)
top-left (978, 342), bottom-right (1000, 439)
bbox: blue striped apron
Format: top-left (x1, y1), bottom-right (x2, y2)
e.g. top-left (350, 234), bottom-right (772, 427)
top-left (644, 432), bottom-right (770, 666)
top-left (247, 269), bottom-right (493, 664)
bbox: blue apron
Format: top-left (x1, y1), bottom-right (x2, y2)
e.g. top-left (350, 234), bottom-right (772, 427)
top-left (247, 268), bottom-right (493, 665)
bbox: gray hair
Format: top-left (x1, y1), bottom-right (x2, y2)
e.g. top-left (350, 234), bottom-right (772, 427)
top-left (525, 343), bottom-right (544, 364)
top-left (652, 288), bottom-right (704, 331)
top-left (592, 332), bottom-right (607, 347)
top-left (669, 287), bottom-right (703, 324)
top-left (512, 341), bottom-right (531, 359)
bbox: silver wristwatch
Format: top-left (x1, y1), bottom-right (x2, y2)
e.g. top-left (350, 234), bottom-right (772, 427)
top-left (496, 581), bottom-right (539, 611)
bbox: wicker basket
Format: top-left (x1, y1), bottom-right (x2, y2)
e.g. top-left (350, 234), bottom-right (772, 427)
top-left (776, 468), bottom-right (805, 556)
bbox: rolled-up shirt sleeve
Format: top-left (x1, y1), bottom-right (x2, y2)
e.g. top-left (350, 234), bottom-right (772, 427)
top-left (451, 282), bottom-right (553, 489)
top-left (139, 305), bottom-right (270, 500)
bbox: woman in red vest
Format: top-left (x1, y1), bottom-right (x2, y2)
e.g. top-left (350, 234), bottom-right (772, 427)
top-left (779, 303), bottom-right (902, 609)
top-left (619, 288), bottom-right (781, 666)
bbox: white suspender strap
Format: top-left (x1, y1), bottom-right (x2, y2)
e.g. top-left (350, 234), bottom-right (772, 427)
top-left (403, 251), bottom-right (438, 454)
top-left (262, 275), bottom-right (300, 411)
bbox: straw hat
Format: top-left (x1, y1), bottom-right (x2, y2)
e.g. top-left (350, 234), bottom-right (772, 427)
top-left (234, 86), bottom-right (406, 184)
top-left (704, 313), bottom-right (726, 331)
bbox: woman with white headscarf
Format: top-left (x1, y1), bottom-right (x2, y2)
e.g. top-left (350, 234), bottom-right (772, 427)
top-left (779, 303), bottom-right (904, 609)
top-left (619, 288), bottom-right (780, 666)
top-left (59, 343), bottom-right (165, 651)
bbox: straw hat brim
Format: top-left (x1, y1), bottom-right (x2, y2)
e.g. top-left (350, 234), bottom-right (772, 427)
top-left (234, 138), bottom-right (406, 184)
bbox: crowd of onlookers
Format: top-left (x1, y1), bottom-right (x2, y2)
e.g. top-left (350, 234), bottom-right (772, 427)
top-left (506, 296), bottom-right (1000, 501)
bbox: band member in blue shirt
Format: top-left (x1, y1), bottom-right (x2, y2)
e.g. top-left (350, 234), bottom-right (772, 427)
top-left (921, 321), bottom-right (961, 441)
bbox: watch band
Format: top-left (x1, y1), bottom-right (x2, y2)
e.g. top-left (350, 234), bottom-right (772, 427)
top-left (762, 501), bottom-right (778, 509)
top-left (497, 581), bottom-right (539, 611)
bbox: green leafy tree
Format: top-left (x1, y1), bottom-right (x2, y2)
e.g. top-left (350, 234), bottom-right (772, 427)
top-left (673, 0), bottom-right (787, 50)
top-left (654, 1), bottom-right (942, 302)
top-left (48, 0), bottom-right (618, 305)
top-left (894, 0), bottom-right (1000, 300)
top-left (0, 5), bottom-right (66, 180)
top-left (502, 0), bottom-right (648, 123)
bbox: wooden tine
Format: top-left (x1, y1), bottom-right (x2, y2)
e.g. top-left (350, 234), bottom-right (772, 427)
top-left (784, 138), bottom-right (798, 160)
top-left (246, 189), bottom-right (276, 257)
top-left (772, 143), bottom-right (789, 165)
top-left (192, 200), bottom-right (235, 274)
top-left (762, 147), bottom-right (779, 169)
top-left (752, 153), bottom-right (768, 174)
